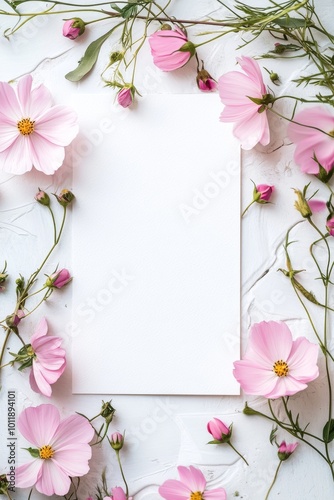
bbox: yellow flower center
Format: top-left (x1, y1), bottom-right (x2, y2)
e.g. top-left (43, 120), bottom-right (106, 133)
top-left (17, 118), bottom-right (35, 136)
top-left (39, 445), bottom-right (55, 460)
top-left (190, 493), bottom-right (203, 500)
top-left (273, 360), bottom-right (289, 377)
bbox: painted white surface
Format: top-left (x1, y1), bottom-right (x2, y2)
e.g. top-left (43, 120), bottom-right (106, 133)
top-left (0, 0), bottom-right (333, 498)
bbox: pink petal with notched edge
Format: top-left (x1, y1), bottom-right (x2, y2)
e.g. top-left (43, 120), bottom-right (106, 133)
top-left (308, 200), bottom-right (326, 212)
top-left (203, 489), bottom-right (227, 499)
top-left (237, 56), bottom-right (267, 94)
top-left (0, 114), bottom-right (20, 151)
top-left (30, 364), bottom-right (52, 397)
top-left (233, 360), bottom-right (278, 395)
top-left (158, 479), bottom-right (191, 499)
top-left (52, 444), bottom-right (92, 476)
top-left (18, 404), bottom-right (60, 447)
top-left (0, 81), bottom-right (21, 120)
top-left (0, 135), bottom-right (33, 174)
top-left (35, 105), bottom-right (78, 145)
top-left (51, 414), bottom-right (94, 450)
top-left (178, 465), bottom-right (206, 492)
top-left (265, 375), bottom-right (308, 399)
top-left (245, 321), bottom-right (292, 365)
top-left (29, 133), bottom-right (66, 174)
top-left (30, 317), bottom-right (48, 342)
top-left (35, 460), bottom-right (71, 496)
top-left (287, 337), bottom-right (319, 381)
top-left (15, 460), bottom-right (42, 488)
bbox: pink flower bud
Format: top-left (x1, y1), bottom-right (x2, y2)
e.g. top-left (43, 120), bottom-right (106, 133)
top-left (110, 431), bottom-right (124, 451)
top-left (46, 269), bottom-right (72, 289)
top-left (254, 184), bottom-right (274, 203)
top-left (35, 189), bottom-right (50, 206)
top-left (278, 441), bottom-right (298, 461)
top-left (196, 63), bottom-right (217, 92)
top-left (327, 217), bottom-right (334, 236)
top-left (148, 26), bottom-right (195, 71)
top-left (62, 18), bottom-right (85, 40)
top-left (207, 417), bottom-right (231, 443)
top-left (117, 87), bottom-right (134, 108)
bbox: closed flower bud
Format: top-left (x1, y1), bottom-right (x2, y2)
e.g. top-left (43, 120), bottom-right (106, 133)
top-left (45, 268), bottom-right (72, 289)
top-left (196, 62), bottom-right (217, 92)
top-left (207, 417), bottom-right (232, 443)
top-left (294, 189), bottom-right (312, 218)
top-left (54, 189), bottom-right (75, 207)
top-left (101, 400), bottom-right (116, 424)
top-left (35, 188), bottom-right (50, 206)
top-left (149, 26), bottom-right (195, 71)
top-left (117, 86), bottom-right (134, 108)
top-left (326, 216), bottom-right (334, 236)
top-left (63, 18), bottom-right (85, 40)
top-left (0, 474), bottom-right (9, 494)
top-left (110, 431), bottom-right (124, 451)
top-left (6, 309), bottom-right (25, 328)
top-left (253, 183), bottom-right (274, 204)
top-left (277, 441), bottom-right (298, 461)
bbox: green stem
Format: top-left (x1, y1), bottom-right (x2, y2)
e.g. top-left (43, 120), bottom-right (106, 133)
top-left (115, 450), bottom-right (129, 497)
top-left (241, 200), bottom-right (255, 217)
top-left (228, 441), bottom-right (249, 466)
top-left (265, 461), bottom-right (282, 500)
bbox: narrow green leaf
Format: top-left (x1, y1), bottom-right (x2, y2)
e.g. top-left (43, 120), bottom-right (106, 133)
top-left (274, 17), bottom-right (312, 28)
top-left (23, 447), bottom-right (40, 458)
top-left (65, 28), bottom-right (116, 82)
top-left (323, 419), bottom-right (334, 443)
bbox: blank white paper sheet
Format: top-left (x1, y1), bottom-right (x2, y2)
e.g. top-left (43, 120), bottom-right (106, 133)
top-left (71, 93), bottom-right (240, 395)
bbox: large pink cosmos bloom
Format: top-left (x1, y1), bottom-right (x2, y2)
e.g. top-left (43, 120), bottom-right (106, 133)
top-left (16, 404), bottom-right (94, 496)
top-left (0, 75), bottom-right (78, 175)
top-left (159, 465), bottom-right (226, 499)
top-left (149, 27), bottom-right (195, 71)
top-left (233, 321), bottom-right (319, 399)
top-left (29, 318), bottom-right (66, 397)
top-left (288, 106), bottom-right (334, 175)
top-left (218, 56), bottom-right (271, 150)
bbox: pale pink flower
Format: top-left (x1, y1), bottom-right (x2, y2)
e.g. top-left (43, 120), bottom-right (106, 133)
top-left (46, 268), bottom-right (72, 289)
top-left (288, 106), bottom-right (334, 175)
top-left (159, 465), bottom-right (226, 499)
top-left (0, 75), bottom-right (78, 175)
top-left (62, 18), bottom-right (85, 40)
top-left (16, 404), bottom-right (94, 496)
top-left (278, 441), bottom-right (298, 461)
top-left (218, 56), bottom-right (271, 150)
top-left (29, 318), bottom-right (66, 397)
top-left (149, 27), bottom-right (195, 71)
top-left (104, 486), bottom-right (133, 500)
top-left (233, 321), bottom-right (319, 399)
top-left (117, 87), bottom-right (133, 108)
top-left (207, 418), bottom-right (231, 442)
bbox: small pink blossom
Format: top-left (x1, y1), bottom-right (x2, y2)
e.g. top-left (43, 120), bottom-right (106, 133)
top-left (278, 441), bottom-right (298, 461)
top-left (233, 321), bottom-right (319, 399)
top-left (117, 87), bottom-right (133, 108)
top-left (159, 465), bottom-right (226, 499)
top-left (29, 318), bottom-right (66, 397)
top-left (288, 106), bottom-right (334, 175)
top-left (149, 26), bottom-right (195, 71)
top-left (327, 217), bottom-right (334, 236)
top-left (207, 418), bottom-right (231, 442)
top-left (218, 56), bottom-right (272, 150)
top-left (110, 431), bottom-right (124, 450)
top-left (0, 75), bottom-right (78, 175)
top-left (16, 404), bottom-right (94, 496)
top-left (14, 309), bottom-right (25, 326)
top-left (196, 64), bottom-right (217, 92)
top-left (255, 184), bottom-right (274, 203)
top-left (46, 268), bottom-right (72, 289)
top-left (62, 18), bottom-right (85, 39)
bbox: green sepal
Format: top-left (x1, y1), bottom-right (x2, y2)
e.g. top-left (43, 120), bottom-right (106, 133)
top-left (23, 447), bottom-right (40, 458)
top-left (323, 419), bottom-right (334, 443)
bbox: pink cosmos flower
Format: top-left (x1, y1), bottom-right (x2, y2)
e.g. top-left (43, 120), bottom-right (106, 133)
top-left (46, 268), bottom-right (72, 289)
top-left (104, 486), bottom-right (132, 500)
top-left (149, 27), bottom-right (195, 71)
top-left (277, 441), bottom-right (298, 461)
top-left (29, 318), bottom-right (66, 397)
top-left (207, 418), bottom-right (231, 442)
top-left (0, 75), bottom-right (78, 175)
top-left (117, 87), bottom-right (134, 108)
top-left (16, 404), bottom-right (94, 496)
top-left (159, 465), bottom-right (226, 499)
top-left (233, 321), bottom-right (319, 399)
top-left (288, 106), bottom-right (334, 175)
top-left (62, 18), bottom-right (85, 40)
top-left (218, 56), bottom-right (271, 150)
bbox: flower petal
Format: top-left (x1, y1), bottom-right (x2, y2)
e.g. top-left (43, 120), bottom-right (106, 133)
top-left (30, 317), bottom-right (48, 343)
top-left (28, 133), bottom-right (66, 174)
top-left (18, 404), bottom-right (60, 447)
top-left (245, 321), bottom-right (293, 366)
top-left (233, 359), bottom-right (277, 396)
top-left (35, 460), bottom-right (71, 496)
top-left (158, 479), bottom-right (191, 500)
top-left (178, 465), bottom-right (206, 492)
top-left (0, 134), bottom-right (33, 174)
top-left (15, 459), bottom-right (42, 488)
top-left (17, 76), bottom-right (53, 118)
top-left (204, 488), bottom-right (227, 499)
top-left (35, 105), bottom-right (78, 145)
top-left (52, 444), bottom-right (92, 476)
top-left (265, 375), bottom-right (308, 399)
top-left (52, 414), bottom-right (94, 450)
top-left (287, 337), bottom-right (319, 382)
top-left (0, 81), bottom-right (21, 121)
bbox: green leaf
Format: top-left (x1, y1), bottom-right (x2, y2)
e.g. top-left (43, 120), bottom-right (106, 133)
top-left (121, 4), bottom-right (138, 19)
top-left (23, 447), bottom-right (39, 458)
top-left (323, 419), bottom-right (334, 443)
top-left (65, 28), bottom-right (116, 82)
top-left (274, 17), bottom-right (312, 28)
top-left (110, 3), bottom-right (122, 13)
